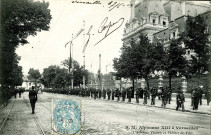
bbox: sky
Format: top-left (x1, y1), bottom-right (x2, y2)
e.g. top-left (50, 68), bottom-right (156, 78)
top-left (15, 0), bottom-right (210, 76)
top-left (16, 0), bottom-right (131, 75)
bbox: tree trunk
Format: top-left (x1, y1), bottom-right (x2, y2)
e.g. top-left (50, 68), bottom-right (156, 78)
top-left (198, 69), bottom-right (201, 86)
top-left (169, 74), bottom-right (172, 90)
top-left (120, 77), bottom-right (122, 91)
top-left (132, 78), bottom-right (135, 98)
top-left (145, 77), bottom-right (150, 99)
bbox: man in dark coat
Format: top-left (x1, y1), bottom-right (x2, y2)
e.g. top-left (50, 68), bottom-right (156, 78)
top-left (29, 86), bottom-right (37, 114)
top-left (143, 87), bottom-right (148, 105)
top-left (122, 89), bottom-right (126, 101)
top-left (127, 88), bottom-right (132, 103)
top-left (135, 88), bottom-right (140, 103)
top-left (176, 90), bottom-right (185, 111)
top-left (151, 88), bottom-right (156, 105)
top-left (107, 89), bottom-right (111, 100)
top-left (112, 89), bottom-right (115, 100)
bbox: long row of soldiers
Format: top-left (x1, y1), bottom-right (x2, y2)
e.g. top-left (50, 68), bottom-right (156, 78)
top-left (69, 86), bottom-right (209, 111)
top-left (44, 85), bottom-right (210, 111)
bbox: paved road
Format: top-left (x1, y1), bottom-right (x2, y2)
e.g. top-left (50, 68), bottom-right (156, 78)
top-left (0, 92), bottom-right (210, 135)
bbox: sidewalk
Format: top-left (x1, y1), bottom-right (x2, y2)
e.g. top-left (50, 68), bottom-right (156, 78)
top-left (92, 95), bottom-right (211, 115)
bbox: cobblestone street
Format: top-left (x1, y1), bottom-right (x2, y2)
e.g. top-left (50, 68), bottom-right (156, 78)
top-left (0, 92), bottom-right (210, 135)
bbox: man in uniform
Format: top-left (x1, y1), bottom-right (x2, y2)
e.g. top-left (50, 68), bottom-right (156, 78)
top-left (116, 88), bottom-right (121, 101)
top-left (143, 87), bottom-right (148, 105)
top-left (107, 89), bottom-right (111, 100)
top-left (151, 87), bottom-right (156, 105)
top-left (135, 88), bottom-right (140, 103)
top-left (176, 90), bottom-right (185, 111)
top-left (128, 87), bottom-right (132, 103)
top-left (29, 86), bottom-right (37, 114)
top-left (122, 88), bottom-right (126, 102)
top-left (103, 89), bottom-right (106, 99)
top-left (192, 87), bottom-right (200, 110)
top-left (112, 89), bottom-right (115, 100)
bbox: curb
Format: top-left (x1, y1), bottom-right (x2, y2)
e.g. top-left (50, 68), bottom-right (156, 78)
top-left (86, 96), bottom-right (211, 115)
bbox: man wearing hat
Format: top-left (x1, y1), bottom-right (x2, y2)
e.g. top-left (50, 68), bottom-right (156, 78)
top-left (29, 86), bottom-right (37, 114)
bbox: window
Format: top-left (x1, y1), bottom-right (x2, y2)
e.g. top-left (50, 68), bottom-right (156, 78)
top-left (163, 21), bottom-right (166, 27)
top-left (204, 26), bottom-right (209, 33)
top-left (153, 19), bottom-right (156, 25)
top-left (187, 50), bottom-right (190, 55)
top-left (173, 32), bottom-right (176, 38)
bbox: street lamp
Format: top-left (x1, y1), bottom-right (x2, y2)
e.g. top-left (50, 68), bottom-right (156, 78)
top-left (158, 75), bottom-right (164, 87)
top-left (181, 76), bottom-right (187, 93)
top-left (140, 78), bottom-right (145, 89)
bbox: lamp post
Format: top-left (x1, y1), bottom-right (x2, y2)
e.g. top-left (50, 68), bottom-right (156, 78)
top-left (158, 75), bottom-right (163, 94)
top-left (158, 75), bottom-right (164, 88)
top-left (181, 76), bottom-right (187, 93)
top-left (64, 29), bottom-right (84, 89)
top-left (140, 78), bottom-right (145, 89)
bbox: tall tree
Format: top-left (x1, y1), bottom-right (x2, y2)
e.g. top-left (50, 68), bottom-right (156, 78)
top-left (0, 0), bottom-right (51, 87)
top-left (163, 39), bottom-right (188, 89)
top-left (28, 68), bottom-right (41, 87)
top-left (182, 15), bottom-right (210, 84)
top-left (61, 58), bottom-right (89, 87)
top-left (114, 33), bottom-right (155, 91)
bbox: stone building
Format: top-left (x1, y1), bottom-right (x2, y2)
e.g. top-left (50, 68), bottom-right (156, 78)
top-left (122, 0), bottom-right (211, 57)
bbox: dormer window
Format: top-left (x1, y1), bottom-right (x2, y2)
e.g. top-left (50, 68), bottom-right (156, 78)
top-left (153, 19), bottom-right (156, 25)
top-left (163, 21), bottom-right (166, 27)
top-left (173, 32), bottom-right (176, 38)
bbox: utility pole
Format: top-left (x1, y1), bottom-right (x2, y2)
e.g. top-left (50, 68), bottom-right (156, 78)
top-left (83, 20), bottom-right (86, 89)
top-left (99, 54), bottom-right (102, 91)
top-left (65, 29), bottom-right (84, 89)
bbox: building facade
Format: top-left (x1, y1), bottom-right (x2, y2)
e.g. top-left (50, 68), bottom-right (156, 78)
top-left (122, 0), bottom-right (211, 55)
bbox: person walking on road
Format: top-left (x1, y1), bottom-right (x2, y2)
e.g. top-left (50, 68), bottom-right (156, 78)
top-left (176, 90), bottom-right (185, 111)
top-left (135, 88), bottom-right (140, 103)
top-left (29, 86), bottom-right (37, 114)
top-left (143, 87), bottom-right (148, 105)
top-left (19, 89), bottom-right (22, 98)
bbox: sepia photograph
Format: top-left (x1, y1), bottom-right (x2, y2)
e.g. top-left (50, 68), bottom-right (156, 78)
top-left (0, 0), bottom-right (210, 135)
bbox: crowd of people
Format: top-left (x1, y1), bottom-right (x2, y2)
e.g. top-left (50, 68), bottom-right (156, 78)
top-left (43, 86), bottom-right (210, 111)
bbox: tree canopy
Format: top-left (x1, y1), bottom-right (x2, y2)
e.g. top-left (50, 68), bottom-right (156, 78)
top-left (183, 15), bottom-right (210, 76)
top-left (0, 0), bottom-right (52, 87)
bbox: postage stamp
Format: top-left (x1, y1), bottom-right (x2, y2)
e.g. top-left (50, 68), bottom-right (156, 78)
top-left (52, 99), bottom-right (81, 135)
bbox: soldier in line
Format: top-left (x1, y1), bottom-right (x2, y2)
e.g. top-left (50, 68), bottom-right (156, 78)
top-left (116, 88), bottom-right (121, 101)
top-left (19, 89), bottom-right (22, 98)
top-left (140, 88), bottom-right (144, 99)
top-left (161, 87), bottom-right (168, 108)
top-left (168, 87), bottom-right (173, 104)
top-left (192, 87), bottom-right (200, 110)
top-left (135, 88), bottom-right (140, 103)
top-left (127, 87), bottom-right (132, 103)
top-left (112, 89), bottom-right (115, 100)
top-left (107, 89), bottom-right (111, 100)
top-left (176, 90), bottom-right (185, 111)
top-left (205, 89), bottom-right (211, 105)
top-left (143, 87), bottom-right (148, 105)
top-left (29, 86), bottom-right (38, 114)
top-left (122, 88), bottom-right (126, 101)
top-left (151, 87), bottom-right (157, 105)
top-left (103, 89), bottom-right (106, 99)
top-left (94, 89), bottom-right (97, 99)
top-left (198, 87), bottom-right (203, 105)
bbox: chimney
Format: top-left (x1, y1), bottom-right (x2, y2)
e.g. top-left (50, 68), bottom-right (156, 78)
top-left (181, 1), bottom-right (186, 15)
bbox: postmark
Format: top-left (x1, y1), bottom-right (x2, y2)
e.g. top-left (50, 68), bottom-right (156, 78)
top-left (52, 99), bottom-right (81, 135)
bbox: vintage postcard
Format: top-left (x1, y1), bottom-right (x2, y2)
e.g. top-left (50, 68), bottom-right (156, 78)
top-left (0, 0), bottom-right (210, 135)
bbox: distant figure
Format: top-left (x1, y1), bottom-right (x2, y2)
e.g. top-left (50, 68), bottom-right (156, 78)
top-left (19, 90), bottom-right (22, 98)
top-left (29, 86), bottom-right (37, 114)
top-left (176, 90), bottom-right (185, 112)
